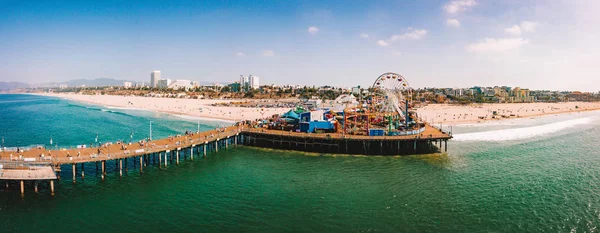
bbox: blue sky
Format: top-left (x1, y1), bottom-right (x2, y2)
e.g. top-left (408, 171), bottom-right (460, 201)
top-left (1, 0), bottom-right (598, 91)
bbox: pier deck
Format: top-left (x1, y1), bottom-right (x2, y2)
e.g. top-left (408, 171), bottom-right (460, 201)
top-left (0, 123), bottom-right (450, 194)
top-left (0, 125), bottom-right (242, 165)
top-left (243, 124), bottom-right (451, 140)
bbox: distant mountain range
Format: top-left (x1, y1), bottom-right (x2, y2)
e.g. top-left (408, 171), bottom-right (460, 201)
top-left (0, 82), bottom-right (30, 91)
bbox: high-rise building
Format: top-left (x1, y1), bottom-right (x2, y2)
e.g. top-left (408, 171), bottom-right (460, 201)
top-left (123, 81), bottom-right (133, 89)
top-left (239, 75), bottom-right (249, 92)
top-left (249, 75), bottom-right (260, 89)
top-left (151, 71), bottom-right (161, 88)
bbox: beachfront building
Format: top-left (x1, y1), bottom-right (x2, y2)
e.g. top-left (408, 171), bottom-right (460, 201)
top-left (509, 87), bottom-right (534, 103)
top-left (239, 75), bottom-right (249, 92)
top-left (157, 79), bottom-right (172, 89)
top-left (168, 80), bottom-right (194, 90)
top-left (238, 74), bottom-right (260, 92)
top-left (123, 81), bottom-right (133, 89)
top-left (151, 71), bottom-right (161, 88)
top-left (249, 75), bottom-right (260, 89)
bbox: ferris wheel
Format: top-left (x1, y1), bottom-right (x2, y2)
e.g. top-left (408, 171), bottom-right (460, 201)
top-left (372, 72), bottom-right (411, 92)
top-left (371, 72), bottom-right (412, 117)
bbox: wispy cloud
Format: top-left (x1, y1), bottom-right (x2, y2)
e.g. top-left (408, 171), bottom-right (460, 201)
top-left (390, 28), bottom-right (428, 41)
top-left (236, 52), bottom-right (245, 57)
top-left (520, 21), bottom-right (538, 32)
top-left (308, 26), bottom-right (319, 35)
top-left (504, 25), bottom-right (521, 36)
top-left (504, 21), bottom-right (538, 36)
top-left (446, 19), bottom-right (460, 27)
top-left (377, 40), bottom-right (389, 47)
top-left (261, 50), bottom-right (275, 56)
top-left (360, 33), bottom-right (369, 38)
top-left (467, 37), bottom-right (529, 53)
top-left (444, 0), bottom-right (477, 14)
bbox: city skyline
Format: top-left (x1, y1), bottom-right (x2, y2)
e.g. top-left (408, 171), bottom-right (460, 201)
top-left (1, 0), bottom-right (599, 91)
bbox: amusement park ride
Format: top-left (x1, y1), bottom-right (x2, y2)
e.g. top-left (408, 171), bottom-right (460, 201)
top-left (343, 72), bottom-right (423, 136)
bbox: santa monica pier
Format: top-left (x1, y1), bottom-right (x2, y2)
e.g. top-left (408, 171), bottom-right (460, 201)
top-left (0, 73), bottom-right (451, 195)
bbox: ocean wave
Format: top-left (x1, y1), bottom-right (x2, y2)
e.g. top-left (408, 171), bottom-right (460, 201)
top-left (452, 117), bottom-right (596, 141)
top-left (105, 106), bottom-right (148, 111)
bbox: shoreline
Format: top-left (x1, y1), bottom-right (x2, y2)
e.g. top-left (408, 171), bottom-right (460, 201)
top-left (29, 93), bottom-right (600, 126)
top-left (40, 93), bottom-right (237, 124)
top-left (35, 93), bottom-right (292, 123)
top-left (415, 102), bottom-right (600, 126)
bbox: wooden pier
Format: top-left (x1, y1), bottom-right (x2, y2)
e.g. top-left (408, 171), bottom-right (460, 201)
top-left (0, 123), bottom-right (450, 195)
top-left (241, 124), bottom-right (451, 155)
top-left (0, 125), bottom-right (242, 195)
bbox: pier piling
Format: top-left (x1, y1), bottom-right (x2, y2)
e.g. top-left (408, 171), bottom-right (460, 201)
top-left (50, 180), bottom-right (54, 194)
top-left (81, 163), bottom-right (85, 179)
top-left (164, 151), bottom-right (168, 167)
top-left (20, 180), bottom-right (24, 194)
top-left (119, 159), bottom-right (123, 177)
top-left (139, 156), bottom-right (143, 174)
top-left (176, 149), bottom-right (180, 165)
top-left (72, 164), bottom-right (76, 183)
top-left (101, 160), bottom-right (106, 180)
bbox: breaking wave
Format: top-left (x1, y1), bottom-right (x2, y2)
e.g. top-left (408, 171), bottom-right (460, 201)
top-left (452, 117), bottom-right (596, 141)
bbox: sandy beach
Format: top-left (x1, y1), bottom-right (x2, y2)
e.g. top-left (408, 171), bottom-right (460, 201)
top-left (41, 93), bottom-right (600, 126)
top-left (416, 102), bottom-right (600, 125)
top-left (42, 93), bottom-right (292, 122)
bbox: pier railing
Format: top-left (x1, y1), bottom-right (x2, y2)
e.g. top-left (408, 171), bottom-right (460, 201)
top-left (49, 128), bottom-right (241, 164)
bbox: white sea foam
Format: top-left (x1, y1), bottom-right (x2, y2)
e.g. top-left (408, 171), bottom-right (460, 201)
top-left (452, 117), bottom-right (596, 141)
top-left (105, 106), bottom-right (148, 111)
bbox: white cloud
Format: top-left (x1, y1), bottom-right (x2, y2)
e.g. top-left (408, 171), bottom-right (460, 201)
top-left (390, 28), bottom-right (428, 41)
top-left (504, 25), bottom-right (521, 36)
top-left (360, 33), bottom-right (369, 38)
top-left (377, 40), bottom-right (389, 47)
top-left (261, 50), bottom-right (275, 56)
top-left (308, 26), bottom-right (319, 35)
top-left (444, 0), bottom-right (477, 14)
top-left (520, 21), bottom-right (538, 32)
top-left (236, 52), bottom-right (245, 57)
top-left (467, 37), bottom-right (529, 53)
top-left (504, 21), bottom-right (538, 36)
top-left (446, 19), bottom-right (461, 27)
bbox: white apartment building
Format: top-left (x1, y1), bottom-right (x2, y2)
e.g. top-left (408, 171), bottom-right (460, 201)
top-left (123, 81), bottom-right (133, 89)
top-left (150, 70), bottom-right (161, 88)
top-left (249, 75), bottom-right (260, 89)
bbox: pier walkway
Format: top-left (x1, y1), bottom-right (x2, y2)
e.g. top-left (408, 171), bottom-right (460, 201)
top-left (0, 125), bottom-right (243, 195)
top-left (0, 123), bottom-right (450, 195)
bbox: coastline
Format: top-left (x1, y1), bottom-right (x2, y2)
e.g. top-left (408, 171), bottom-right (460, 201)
top-left (28, 93), bottom-right (600, 126)
top-left (416, 102), bottom-right (600, 126)
top-left (35, 93), bottom-right (292, 124)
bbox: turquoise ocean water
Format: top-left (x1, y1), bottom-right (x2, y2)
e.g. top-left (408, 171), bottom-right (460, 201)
top-left (2, 94), bottom-right (600, 232)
